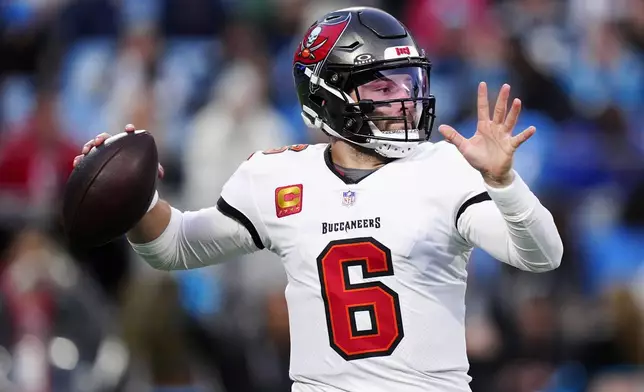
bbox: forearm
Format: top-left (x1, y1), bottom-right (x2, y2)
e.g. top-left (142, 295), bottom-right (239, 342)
top-left (127, 203), bottom-right (259, 271)
top-left (459, 172), bottom-right (563, 272)
top-left (127, 199), bottom-right (172, 244)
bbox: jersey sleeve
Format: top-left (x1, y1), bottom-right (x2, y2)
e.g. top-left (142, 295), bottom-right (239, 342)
top-left (217, 154), bottom-right (270, 251)
top-left (129, 205), bottom-right (260, 270)
top-left (457, 172), bottom-right (563, 271)
top-left (444, 142), bottom-right (564, 272)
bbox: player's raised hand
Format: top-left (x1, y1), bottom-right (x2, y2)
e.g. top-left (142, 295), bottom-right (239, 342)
top-left (72, 124), bottom-right (164, 179)
top-left (438, 82), bottom-right (536, 187)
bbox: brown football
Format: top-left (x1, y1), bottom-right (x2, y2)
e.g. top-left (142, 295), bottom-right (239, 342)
top-left (62, 131), bottom-right (158, 248)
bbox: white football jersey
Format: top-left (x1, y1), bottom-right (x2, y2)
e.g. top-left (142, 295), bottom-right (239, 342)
top-left (217, 141), bottom-right (492, 392)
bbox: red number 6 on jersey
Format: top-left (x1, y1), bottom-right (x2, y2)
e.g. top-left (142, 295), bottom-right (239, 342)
top-left (316, 237), bottom-right (404, 360)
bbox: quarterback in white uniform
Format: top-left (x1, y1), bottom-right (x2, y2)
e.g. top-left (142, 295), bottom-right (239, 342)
top-left (74, 6), bottom-right (563, 392)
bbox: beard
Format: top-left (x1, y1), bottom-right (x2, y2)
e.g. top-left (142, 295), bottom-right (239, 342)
top-left (373, 116), bottom-right (416, 134)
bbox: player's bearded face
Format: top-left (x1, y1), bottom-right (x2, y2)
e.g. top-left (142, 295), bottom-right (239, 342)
top-left (352, 67), bottom-right (429, 140)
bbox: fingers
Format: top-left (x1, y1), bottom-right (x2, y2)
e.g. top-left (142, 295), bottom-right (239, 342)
top-left (439, 124), bottom-right (467, 149)
top-left (504, 98), bottom-right (522, 132)
top-left (73, 154), bottom-right (83, 167)
top-left (81, 132), bottom-right (111, 155)
top-left (510, 126), bottom-right (536, 149)
top-left (80, 123), bottom-right (136, 156)
top-left (75, 124), bottom-right (143, 169)
top-left (80, 140), bottom-right (94, 155)
top-left (493, 84), bottom-right (510, 125)
top-left (477, 82), bottom-right (490, 123)
top-left (158, 163), bottom-right (165, 179)
top-left (93, 132), bottom-right (111, 146)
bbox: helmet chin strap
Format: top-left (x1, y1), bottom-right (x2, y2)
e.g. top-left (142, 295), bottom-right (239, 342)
top-left (303, 104), bottom-right (421, 159)
top-left (372, 139), bottom-right (421, 158)
top-left (367, 123), bottom-right (422, 158)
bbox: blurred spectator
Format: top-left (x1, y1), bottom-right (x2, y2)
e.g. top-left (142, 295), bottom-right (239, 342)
top-left (0, 82), bottom-right (76, 231)
top-left (56, 0), bottom-right (118, 42)
top-left (0, 228), bottom-right (128, 391)
top-left (177, 20), bottom-right (293, 391)
top-left (121, 274), bottom-right (201, 390)
top-left (562, 22), bottom-right (644, 117)
top-left (0, 73), bottom-right (133, 304)
top-left (0, 0), bottom-right (643, 391)
top-left (160, 0), bottom-right (227, 36)
top-left (104, 28), bottom-right (160, 138)
top-left (183, 22), bottom-right (293, 209)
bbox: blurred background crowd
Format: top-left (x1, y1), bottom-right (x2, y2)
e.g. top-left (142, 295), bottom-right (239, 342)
top-left (0, 0), bottom-right (643, 391)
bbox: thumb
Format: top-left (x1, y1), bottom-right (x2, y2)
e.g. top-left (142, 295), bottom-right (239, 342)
top-left (438, 125), bottom-right (467, 149)
top-left (124, 124), bottom-right (136, 133)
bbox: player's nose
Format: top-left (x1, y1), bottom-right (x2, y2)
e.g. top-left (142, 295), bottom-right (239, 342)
top-left (398, 99), bottom-right (415, 115)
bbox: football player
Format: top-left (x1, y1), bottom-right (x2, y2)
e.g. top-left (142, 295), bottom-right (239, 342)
top-left (74, 7), bottom-right (563, 392)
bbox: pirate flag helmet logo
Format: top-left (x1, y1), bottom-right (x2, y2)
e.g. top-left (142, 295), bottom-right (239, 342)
top-left (294, 14), bottom-right (351, 65)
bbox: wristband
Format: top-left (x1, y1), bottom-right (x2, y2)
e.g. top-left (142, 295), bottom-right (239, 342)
top-left (147, 190), bottom-right (159, 213)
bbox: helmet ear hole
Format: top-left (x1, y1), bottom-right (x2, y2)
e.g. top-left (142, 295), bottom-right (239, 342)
top-left (343, 115), bottom-right (364, 134)
top-left (344, 117), bottom-right (357, 131)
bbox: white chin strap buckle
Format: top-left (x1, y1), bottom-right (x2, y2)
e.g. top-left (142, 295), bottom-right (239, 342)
top-left (373, 141), bottom-right (420, 158)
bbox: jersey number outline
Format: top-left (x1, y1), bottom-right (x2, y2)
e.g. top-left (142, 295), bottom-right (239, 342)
top-left (247, 144), bottom-right (309, 160)
top-left (261, 144), bottom-right (309, 155)
top-left (316, 237), bottom-right (404, 361)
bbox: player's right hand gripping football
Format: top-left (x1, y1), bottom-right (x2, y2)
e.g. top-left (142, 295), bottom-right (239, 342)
top-left (72, 124), bottom-right (165, 179)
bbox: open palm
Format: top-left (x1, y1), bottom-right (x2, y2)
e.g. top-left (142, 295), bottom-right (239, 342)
top-left (438, 82), bottom-right (536, 186)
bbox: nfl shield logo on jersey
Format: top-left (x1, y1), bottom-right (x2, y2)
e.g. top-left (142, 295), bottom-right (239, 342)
top-left (342, 190), bottom-right (356, 207)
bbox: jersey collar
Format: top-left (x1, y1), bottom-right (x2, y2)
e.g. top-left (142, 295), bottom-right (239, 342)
top-left (324, 144), bottom-right (383, 185)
